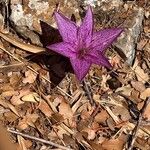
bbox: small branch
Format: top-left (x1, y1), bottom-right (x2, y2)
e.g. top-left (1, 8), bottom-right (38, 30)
top-left (127, 97), bottom-right (150, 150)
top-left (82, 79), bottom-right (95, 106)
top-left (8, 128), bottom-right (73, 150)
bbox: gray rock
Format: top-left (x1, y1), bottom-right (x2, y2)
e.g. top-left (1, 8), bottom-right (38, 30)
top-left (82, 1), bottom-right (144, 65)
top-left (0, 14), bottom-right (4, 32)
top-left (82, 0), bottom-right (123, 10)
top-left (115, 6), bottom-right (144, 65)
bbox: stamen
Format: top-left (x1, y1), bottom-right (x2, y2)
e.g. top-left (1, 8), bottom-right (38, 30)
top-left (78, 48), bottom-right (87, 59)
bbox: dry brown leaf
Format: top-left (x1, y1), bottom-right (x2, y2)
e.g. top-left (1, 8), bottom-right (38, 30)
top-left (137, 39), bottom-right (148, 51)
top-left (21, 92), bottom-right (40, 103)
top-left (9, 74), bottom-right (21, 87)
top-left (10, 88), bottom-right (31, 106)
top-left (101, 74), bottom-right (110, 90)
top-left (137, 101), bottom-right (144, 110)
top-left (102, 138), bottom-right (125, 150)
top-left (93, 94), bottom-right (100, 103)
top-left (131, 89), bottom-right (141, 103)
top-left (0, 83), bottom-right (14, 92)
top-left (63, 134), bottom-right (77, 149)
top-left (51, 113), bottom-right (64, 124)
top-left (3, 111), bottom-right (19, 122)
top-left (17, 136), bottom-right (27, 150)
top-left (59, 101), bottom-right (73, 118)
top-left (116, 85), bottom-right (133, 96)
top-left (143, 102), bottom-right (150, 120)
top-left (82, 128), bottom-right (96, 140)
top-left (131, 81), bottom-right (145, 92)
top-left (58, 100), bottom-right (74, 127)
top-left (22, 70), bottom-right (37, 84)
top-left (140, 88), bottom-right (150, 99)
top-left (0, 99), bottom-right (20, 116)
top-left (17, 112), bottom-right (39, 130)
top-left (1, 90), bottom-right (18, 97)
top-left (79, 103), bottom-right (94, 120)
top-left (10, 93), bottom-right (24, 106)
top-left (7, 103), bottom-right (20, 116)
top-left (49, 125), bottom-right (70, 139)
top-left (95, 110), bottom-right (109, 123)
top-left (47, 130), bottom-right (59, 141)
top-left (88, 140), bottom-right (103, 150)
top-left (38, 100), bottom-right (53, 117)
top-left (134, 66), bottom-right (149, 83)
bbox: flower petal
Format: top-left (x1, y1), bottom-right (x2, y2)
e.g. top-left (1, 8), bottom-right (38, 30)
top-left (47, 42), bottom-right (76, 58)
top-left (54, 11), bottom-right (78, 44)
top-left (78, 6), bottom-right (93, 47)
top-left (85, 54), bottom-right (112, 68)
top-left (70, 58), bottom-right (91, 81)
top-left (91, 28), bottom-right (123, 52)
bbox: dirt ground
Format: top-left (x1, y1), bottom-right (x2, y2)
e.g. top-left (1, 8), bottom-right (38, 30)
top-left (0, 0), bottom-right (150, 150)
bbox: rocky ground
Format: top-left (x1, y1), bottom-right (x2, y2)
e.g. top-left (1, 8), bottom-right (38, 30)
top-left (0, 0), bottom-right (150, 150)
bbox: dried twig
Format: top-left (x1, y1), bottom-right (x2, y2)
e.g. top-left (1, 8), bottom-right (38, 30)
top-left (127, 97), bottom-right (150, 150)
top-left (0, 62), bottom-right (23, 69)
top-left (8, 128), bottom-right (73, 150)
top-left (82, 79), bottom-right (95, 105)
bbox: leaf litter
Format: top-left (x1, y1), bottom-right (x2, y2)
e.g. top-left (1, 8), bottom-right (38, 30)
top-left (0, 1), bottom-right (150, 150)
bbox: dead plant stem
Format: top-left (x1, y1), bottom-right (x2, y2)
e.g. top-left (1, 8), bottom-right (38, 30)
top-left (8, 128), bottom-right (73, 150)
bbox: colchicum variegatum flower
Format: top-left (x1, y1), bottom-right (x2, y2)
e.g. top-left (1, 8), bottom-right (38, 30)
top-left (47, 7), bottom-right (123, 81)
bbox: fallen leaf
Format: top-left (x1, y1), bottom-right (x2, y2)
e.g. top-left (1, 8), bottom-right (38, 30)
top-left (58, 100), bottom-right (74, 127)
top-left (3, 111), bottom-right (19, 122)
top-left (9, 74), bottom-right (21, 88)
top-left (102, 137), bottom-right (126, 150)
top-left (140, 88), bottom-right (150, 99)
top-left (134, 66), bottom-right (149, 83)
top-left (7, 103), bottom-right (20, 116)
top-left (17, 112), bottom-right (39, 130)
top-left (38, 100), bottom-right (53, 117)
top-left (63, 134), bottom-right (77, 149)
top-left (22, 70), bottom-right (37, 84)
top-left (0, 99), bottom-right (20, 116)
top-left (17, 136), bottom-right (27, 150)
top-left (21, 92), bottom-right (40, 103)
top-left (143, 102), bottom-right (150, 120)
top-left (116, 85), bottom-right (133, 96)
top-left (131, 81), bottom-right (145, 92)
top-left (10, 88), bottom-right (31, 106)
top-left (95, 110), bottom-right (109, 123)
top-left (1, 90), bottom-right (18, 97)
top-left (83, 128), bottom-right (96, 140)
top-left (131, 89), bottom-right (141, 103)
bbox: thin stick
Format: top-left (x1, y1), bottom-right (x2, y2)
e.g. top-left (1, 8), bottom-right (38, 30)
top-left (8, 128), bottom-right (73, 150)
top-left (127, 97), bottom-right (150, 150)
top-left (0, 46), bottom-right (72, 98)
top-left (82, 79), bottom-right (95, 105)
top-left (0, 62), bottom-right (23, 68)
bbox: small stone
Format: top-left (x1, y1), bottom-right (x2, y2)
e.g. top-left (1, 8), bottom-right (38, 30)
top-left (115, 6), bottom-right (144, 65)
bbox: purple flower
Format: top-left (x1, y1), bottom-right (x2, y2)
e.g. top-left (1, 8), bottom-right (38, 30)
top-left (47, 7), bottom-right (123, 81)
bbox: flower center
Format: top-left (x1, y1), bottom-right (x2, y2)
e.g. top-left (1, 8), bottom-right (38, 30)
top-left (78, 48), bottom-right (87, 59)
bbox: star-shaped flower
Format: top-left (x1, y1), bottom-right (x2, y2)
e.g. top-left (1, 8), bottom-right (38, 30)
top-left (47, 7), bottom-right (123, 81)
